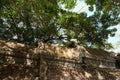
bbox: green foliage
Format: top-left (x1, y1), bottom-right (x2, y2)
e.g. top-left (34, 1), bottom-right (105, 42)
top-left (59, 0), bottom-right (77, 9)
top-left (0, 0), bottom-right (120, 49)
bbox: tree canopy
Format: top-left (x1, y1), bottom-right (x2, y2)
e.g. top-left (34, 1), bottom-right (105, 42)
top-left (0, 0), bottom-right (120, 49)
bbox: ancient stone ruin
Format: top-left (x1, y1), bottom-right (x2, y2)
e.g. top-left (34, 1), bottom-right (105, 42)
top-left (0, 39), bottom-right (120, 80)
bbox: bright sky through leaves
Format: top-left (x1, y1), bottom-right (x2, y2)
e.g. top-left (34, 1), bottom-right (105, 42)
top-left (74, 0), bottom-right (120, 53)
top-left (108, 24), bottom-right (120, 53)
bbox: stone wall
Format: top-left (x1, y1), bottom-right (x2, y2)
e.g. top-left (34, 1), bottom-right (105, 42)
top-left (84, 57), bottom-right (116, 68)
top-left (0, 39), bottom-right (120, 80)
